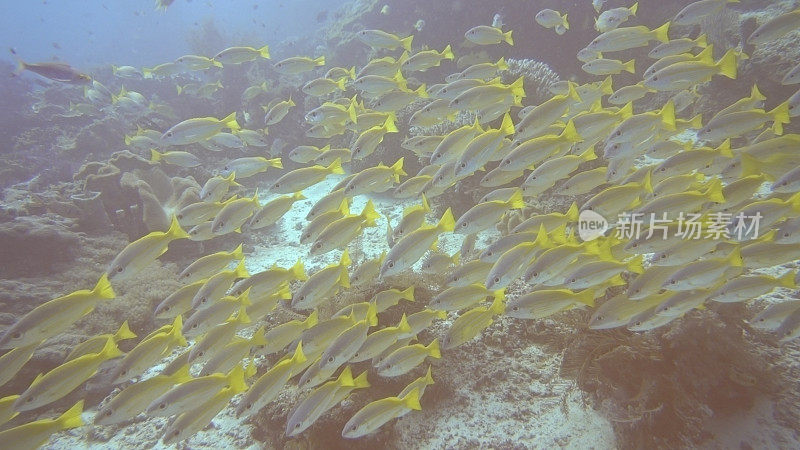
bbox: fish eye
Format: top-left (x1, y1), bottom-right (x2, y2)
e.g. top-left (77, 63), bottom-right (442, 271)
top-left (105, 409), bottom-right (113, 416)
top-left (26, 397), bottom-right (33, 403)
top-left (494, 277), bottom-right (500, 283)
top-left (388, 261), bottom-right (394, 268)
top-left (327, 356), bottom-right (334, 362)
top-left (167, 132), bottom-right (173, 137)
top-left (116, 267), bottom-right (124, 273)
top-left (158, 403), bottom-right (166, 410)
top-left (570, 278), bottom-right (576, 283)
top-left (532, 272), bottom-right (538, 277)
top-left (11, 331), bottom-right (21, 339)
top-left (192, 323), bottom-right (198, 329)
top-left (512, 306), bottom-right (519, 311)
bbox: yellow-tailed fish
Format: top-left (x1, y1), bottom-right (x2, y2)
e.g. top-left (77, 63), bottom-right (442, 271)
top-left (15, 339), bottom-right (121, 411)
top-left (0, 401), bottom-right (83, 448)
top-left (149, 149), bottom-right (200, 168)
top-left (442, 295), bottom-right (505, 350)
top-left (160, 112), bottom-right (239, 146)
top-left (747, 8), bottom-right (800, 45)
top-left (310, 200), bottom-right (380, 255)
top-left (199, 172), bottom-right (240, 203)
top-left (274, 56), bottom-right (325, 75)
top-left (270, 158), bottom-right (344, 194)
top-left (595, 3), bottom-right (638, 32)
top-left (380, 209), bottom-right (455, 278)
top-left (342, 388), bottom-right (422, 439)
top-left (211, 191), bottom-right (261, 235)
top-left (662, 248), bottom-right (743, 291)
top-left (0, 274), bottom-right (114, 349)
top-left (264, 97), bottom-right (296, 125)
top-left (95, 365), bottom-right (191, 425)
top-left (377, 339), bottom-right (441, 376)
top-left (111, 316), bottom-right (185, 384)
top-left (237, 344), bottom-right (307, 418)
top-left (587, 22), bottom-right (670, 53)
top-left (249, 192), bottom-right (306, 230)
top-left (107, 216), bottom-right (189, 282)
top-left (292, 250), bottom-right (351, 310)
top-left (465, 25), bottom-right (513, 45)
top-left (178, 243), bottom-right (243, 283)
top-left (356, 30), bottom-right (413, 51)
top-left (65, 321), bottom-right (136, 361)
top-left (506, 288), bottom-right (595, 319)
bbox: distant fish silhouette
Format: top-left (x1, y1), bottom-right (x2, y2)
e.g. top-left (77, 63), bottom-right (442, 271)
top-left (9, 49), bottom-right (91, 84)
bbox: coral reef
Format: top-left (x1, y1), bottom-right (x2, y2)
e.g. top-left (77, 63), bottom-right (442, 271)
top-left (73, 150), bottom-right (202, 238)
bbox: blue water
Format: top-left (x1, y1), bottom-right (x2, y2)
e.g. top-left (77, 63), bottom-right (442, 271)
top-left (0, 0), bottom-right (339, 69)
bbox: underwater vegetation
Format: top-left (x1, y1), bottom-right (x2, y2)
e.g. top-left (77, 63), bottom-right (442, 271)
top-left (2, 0), bottom-right (800, 448)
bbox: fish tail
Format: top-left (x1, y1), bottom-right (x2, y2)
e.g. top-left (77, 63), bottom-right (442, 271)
top-left (489, 293), bottom-right (506, 315)
top-left (149, 148), bottom-right (162, 162)
top-left (100, 336), bottom-right (124, 359)
top-left (291, 341), bottom-right (308, 366)
top-left (566, 202), bottom-right (579, 222)
top-left (704, 178), bottom-right (726, 203)
top-left (384, 113), bottom-right (399, 133)
top-left (437, 208), bottom-right (456, 232)
top-left (57, 400), bottom-right (85, 430)
top-left (561, 119), bottom-right (582, 143)
top-left (291, 259), bottom-right (308, 281)
top-left (580, 146), bottom-right (597, 162)
top-left (441, 44), bottom-right (454, 60)
top-left (695, 33), bottom-right (708, 48)
top-left (258, 44), bottom-right (270, 59)
top-left (509, 76), bottom-right (526, 99)
top-left (779, 271), bottom-right (796, 288)
top-left (227, 365), bottom-right (249, 393)
top-left (630, 2), bottom-right (639, 15)
top-left (326, 157), bottom-right (344, 175)
top-left (578, 289), bottom-right (596, 307)
top-left (716, 139), bottom-right (733, 157)
top-left (659, 100), bottom-right (676, 131)
top-left (624, 59), bottom-right (635, 74)
top-left (166, 215), bottom-right (190, 240)
top-left (770, 101), bottom-right (791, 135)
top-left (506, 188), bottom-right (525, 209)
top-left (114, 321), bottom-right (137, 341)
top-left (652, 22), bottom-right (670, 43)
top-left (562, 13), bottom-right (569, 30)
top-left (221, 111), bottom-right (241, 130)
top-left (499, 112), bottom-right (515, 135)
top-left (314, 55), bottom-right (325, 66)
top-left (496, 56), bottom-right (508, 71)
top-left (353, 370), bottom-right (370, 388)
top-left (391, 157), bottom-right (406, 180)
top-left (339, 248), bottom-right (352, 268)
top-left (233, 258), bottom-right (250, 279)
top-left (503, 29), bottom-right (514, 45)
top-left (303, 310), bottom-right (319, 329)
top-left (361, 200), bottom-right (380, 226)
top-left (400, 35), bottom-right (414, 51)
top-left (229, 242), bottom-right (244, 260)
top-left (402, 388), bottom-right (423, 410)
top-left (716, 49), bottom-right (738, 80)
top-left (415, 83), bottom-right (429, 98)
top-left (402, 286), bottom-right (415, 302)
top-left (93, 273), bottom-right (116, 299)
top-left (427, 338), bottom-right (441, 358)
